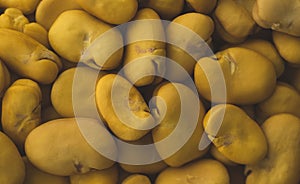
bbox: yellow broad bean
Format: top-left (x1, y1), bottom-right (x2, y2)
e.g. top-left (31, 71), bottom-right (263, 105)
top-left (0, 60), bottom-right (10, 97)
top-left (123, 8), bottom-right (166, 86)
top-left (49, 10), bottom-right (123, 70)
top-left (0, 28), bottom-right (61, 84)
top-left (76, 0), bottom-right (138, 24)
top-left (0, 131), bottom-right (25, 184)
top-left (1, 79), bottom-right (41, 150)
top-left (25, 118), bottom-right (117, 176)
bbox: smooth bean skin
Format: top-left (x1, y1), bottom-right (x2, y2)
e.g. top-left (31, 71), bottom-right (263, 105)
top-left (195, 47), bottom-right (276, 104)
top-left (155, 159), bottom-right (230, 184)
top-left (0, 131), bottom-right (25, 184)
top-left (49, 10), bottom-right (123, 70)
top-left (76, 0), bottom-right (138, 24)
top-left (25, 118), bottom-right (117, 176)
top-left (246, 114), bottom-right (300, 184)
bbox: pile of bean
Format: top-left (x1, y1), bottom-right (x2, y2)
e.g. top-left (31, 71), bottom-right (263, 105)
top-left (0, 0), bottom-right (300, 183)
